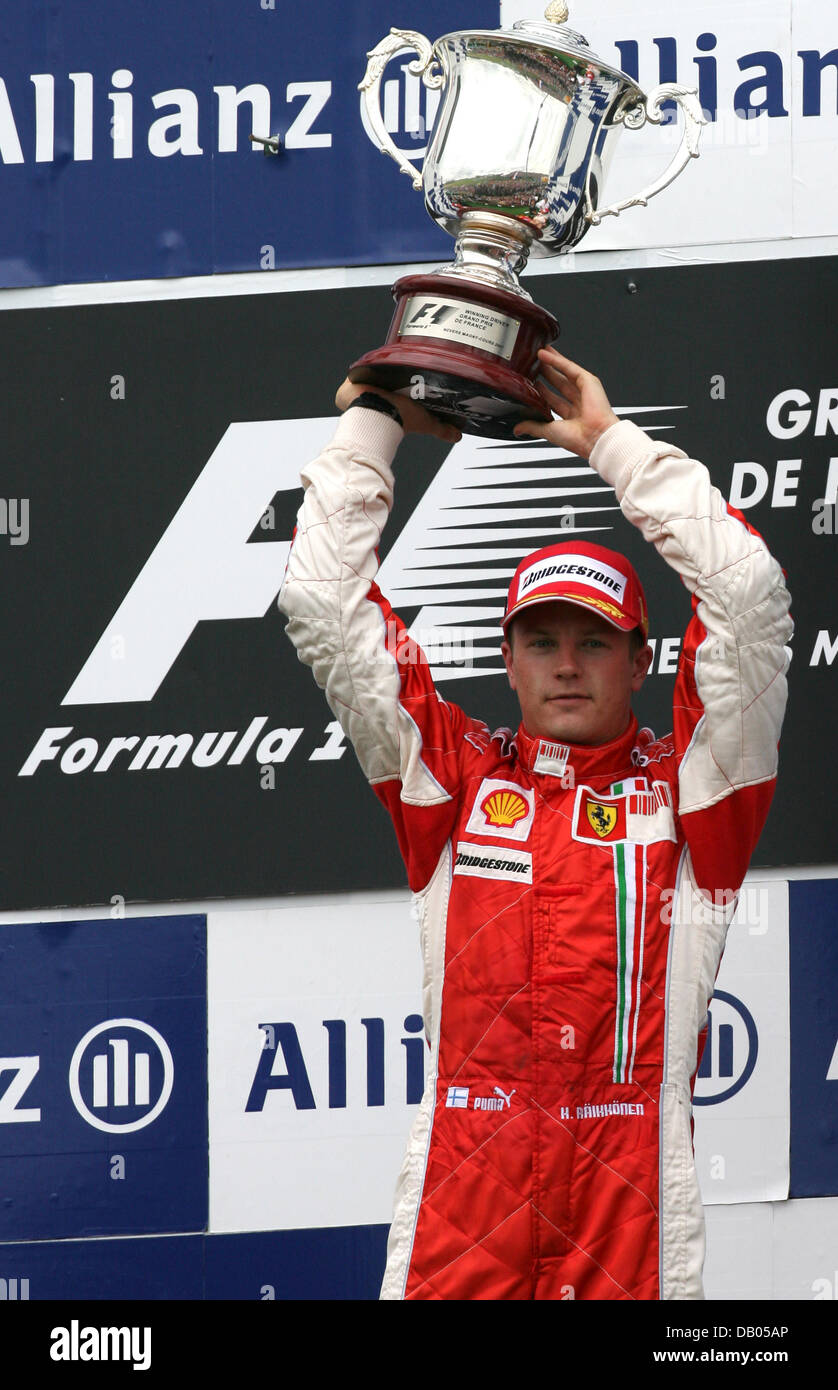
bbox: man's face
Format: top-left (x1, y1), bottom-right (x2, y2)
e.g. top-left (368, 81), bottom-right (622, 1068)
top-left (501, 601), bottom-right (652, 746)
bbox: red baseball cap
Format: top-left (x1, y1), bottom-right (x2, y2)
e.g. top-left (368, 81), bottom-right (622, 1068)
top-left (502, 541), bottom-right (649, 637)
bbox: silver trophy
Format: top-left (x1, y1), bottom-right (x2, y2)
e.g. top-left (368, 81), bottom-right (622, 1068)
top-left (349, 2), bottom-right (706, 439)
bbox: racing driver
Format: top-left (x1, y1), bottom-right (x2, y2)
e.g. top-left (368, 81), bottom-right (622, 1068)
top-left (278, 348), bottom-right (792, 1300)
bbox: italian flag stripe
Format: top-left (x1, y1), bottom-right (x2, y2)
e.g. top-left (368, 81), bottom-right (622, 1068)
top-left (629, 843), bottom-right (647, 1083)
top-left (611, 780), bottom-right (646, 1084)
top-left (614, 839), bottom-right (628, 1081)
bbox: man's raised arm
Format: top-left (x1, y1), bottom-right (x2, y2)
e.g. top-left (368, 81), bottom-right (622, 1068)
top-left (278, 386), bottom-right (470, 890)
top-left (517, 347), bottom-right (793, 893)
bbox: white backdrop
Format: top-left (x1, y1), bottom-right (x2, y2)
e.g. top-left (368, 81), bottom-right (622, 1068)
top-left (500, 0), bottom-right (835, 250)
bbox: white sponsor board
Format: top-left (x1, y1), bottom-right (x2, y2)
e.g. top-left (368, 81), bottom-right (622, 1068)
top-left (208, 899), bottom-right (424, 1233)
top-left (705, 1196), bottom-right (838, 1299)
top-left (694, 878), bottom-right (790, 1204)
top-left (500, 0), bottom-right (835, 251)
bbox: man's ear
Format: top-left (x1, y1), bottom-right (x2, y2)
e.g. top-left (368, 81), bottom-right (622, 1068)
top-left (631, 642), bottom-right (654, 692)
top-left (501, 638), bottom-right (517, 691)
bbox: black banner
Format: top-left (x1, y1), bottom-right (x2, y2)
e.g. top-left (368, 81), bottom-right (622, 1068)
top-left (0, 255), bottom-right (832, 909)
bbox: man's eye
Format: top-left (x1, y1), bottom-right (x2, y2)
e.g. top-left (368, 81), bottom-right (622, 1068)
top-left (583, 639), bottom-right (605, 648)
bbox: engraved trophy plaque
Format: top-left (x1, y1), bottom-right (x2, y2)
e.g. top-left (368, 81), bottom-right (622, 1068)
top-left (350, 2), bottom-right (706, 439)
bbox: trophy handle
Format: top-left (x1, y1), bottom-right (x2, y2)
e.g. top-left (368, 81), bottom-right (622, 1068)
top-left (359, 28), bottom-right (444, 191)
top-left (587, 84), bottom-right (707, 226)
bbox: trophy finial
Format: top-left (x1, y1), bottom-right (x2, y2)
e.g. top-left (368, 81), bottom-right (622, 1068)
top-left (544, 1), bottom-right (570, 23)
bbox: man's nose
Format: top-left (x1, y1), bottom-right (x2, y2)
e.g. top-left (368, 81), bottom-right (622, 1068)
top-left (553, 641), bottom-right (581, 675)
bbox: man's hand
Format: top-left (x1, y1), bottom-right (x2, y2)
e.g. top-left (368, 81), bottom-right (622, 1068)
top-left (335, 378), bottom-right (462, 444)
top-left (514, 349), bottom-right (619, 459)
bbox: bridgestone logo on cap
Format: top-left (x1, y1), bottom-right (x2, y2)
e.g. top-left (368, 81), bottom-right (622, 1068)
top-left (518, 553), bottom-right (627, 601)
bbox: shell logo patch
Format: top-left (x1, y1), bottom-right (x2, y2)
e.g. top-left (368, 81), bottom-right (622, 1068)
top-left (481, 789), bottom-right (528, 829)
top-left (465, 779), bottom-right (535, 842)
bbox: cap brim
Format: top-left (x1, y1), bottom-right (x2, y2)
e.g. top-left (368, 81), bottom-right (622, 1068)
top-left (502, 590), bottom-right (639, 633)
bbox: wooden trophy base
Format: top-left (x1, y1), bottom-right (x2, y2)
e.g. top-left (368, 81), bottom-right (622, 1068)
top-left (349, 274), bottom-right (559, 441)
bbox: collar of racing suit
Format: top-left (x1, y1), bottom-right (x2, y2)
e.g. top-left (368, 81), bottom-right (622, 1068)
top-left (514, 713), bottom-right (647, 782)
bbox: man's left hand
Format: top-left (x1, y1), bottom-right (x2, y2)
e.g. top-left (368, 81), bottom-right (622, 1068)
top-left (514, 349), bottom-right (619, 460)
top-left (335, 379), bottom-right (462, 444)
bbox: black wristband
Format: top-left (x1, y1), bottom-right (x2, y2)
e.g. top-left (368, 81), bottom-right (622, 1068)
top-left (345, 391), bottom-right (404, 430)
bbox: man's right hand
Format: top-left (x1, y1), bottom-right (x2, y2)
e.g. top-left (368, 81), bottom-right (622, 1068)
top-left (335, 378), bottom-right (462, 444)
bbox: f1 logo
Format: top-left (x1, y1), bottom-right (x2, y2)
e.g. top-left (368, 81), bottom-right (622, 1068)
top-left (405, 301), bottom-right (457, 330)
top-left (62, 417), bottom-right (334, 706)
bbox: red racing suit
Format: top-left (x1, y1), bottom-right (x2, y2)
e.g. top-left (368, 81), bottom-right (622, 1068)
top-left (279, 407), bottom-right (792, 1300)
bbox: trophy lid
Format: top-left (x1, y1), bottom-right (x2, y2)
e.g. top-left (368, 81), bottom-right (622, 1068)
top-left (438, 4), bottom-right (642, 97)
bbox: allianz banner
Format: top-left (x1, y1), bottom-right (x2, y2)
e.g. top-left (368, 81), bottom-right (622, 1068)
top-left (501, 0), bottom-right (838, 253)
top-left (0, 915), bottom-right (207, 1242)
top-left (0, 253), bottom-right (833, 909)
top-left (2, 0), bottom-right (838, 288)
top-left (0, 881), bottom-right (835, 1297)
top-left (0, 0), bottom-right (497, 288)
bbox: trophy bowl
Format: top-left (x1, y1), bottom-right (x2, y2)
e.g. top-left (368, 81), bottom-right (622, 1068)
top-left (349, 4), bottom-right (705, 440)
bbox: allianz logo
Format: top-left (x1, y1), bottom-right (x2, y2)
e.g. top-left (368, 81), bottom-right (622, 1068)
top-left (446, 1085), bottom-right (516, 1112)
top-left (245, 1015), bottom-right (427, 1112)
top-left (0, 1018), bottom-right (174, 1133)
top-left (2, 52), bottom-right (442, 169)
top-left (357, 27), bottom-right (838, 168)
top-left (0, 71), bottom-right (333, 165)
top-left (4, 28), bottom-right (835, 173)
top-left (693, 990), bottom-right (759, 1107)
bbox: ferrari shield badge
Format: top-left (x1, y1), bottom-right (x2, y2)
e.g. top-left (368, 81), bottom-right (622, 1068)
top-left (586, 800), bottom-right (618, 838)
